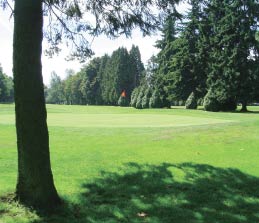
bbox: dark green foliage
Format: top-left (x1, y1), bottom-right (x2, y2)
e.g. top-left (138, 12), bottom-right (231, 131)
top-left (136, 87), bottom-right (145, 109)
top-left (185, 92), bottom-right (197, 109)
top-left (197, 98), bottom-right (204, 106)
top-left (178, 100), bottom-right (185, 106)
top-left (102, 47), bottom-right (135, 105)
top-left (129, 45), bottom-right (145, 87)
top-left (153, 15), bottom-right (177, 108)
top-left (203, 89), bottom-right (237, 112)
top-left (203, 90), bottom-right (220, 112)
top-left (64, 72), bottom-right (84, 105)
top-left (205, 0), bottom-right (259, 112)
top-left (145, 55), bottom-right (159, 87)
top-left (130, 87), bottom-right (139, 107)
top-left (0, 65), bottom-right (14, 102)
top-left (46, 72), bottom-right (64, 104)
top-left (146, 0), bottom-right (259, 112)
top-left (141, 87), bottom-right (152, 109)
top-left (46, 46), bottom-right (145, 106)
top-left (167, 1), bottom-right (208, 103)
top-left (149, 89), bottom-right (162, 108)
top-left (79, 58), bottom-right (103, 105)
top-left (118, 95), bottom-right (128, 107)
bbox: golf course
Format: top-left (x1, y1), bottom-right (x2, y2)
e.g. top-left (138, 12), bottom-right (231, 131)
top-left (1, 104), bottom-right (259, 223)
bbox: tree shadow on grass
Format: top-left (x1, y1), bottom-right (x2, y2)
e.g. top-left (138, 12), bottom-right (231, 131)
top-left (33, 163), bottom-right (259, 223)
top-left (236, 111), bottom-right (259, 114)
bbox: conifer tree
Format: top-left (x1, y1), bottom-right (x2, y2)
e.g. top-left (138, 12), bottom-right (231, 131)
top-left (168, 0), bottom-right (207, 104)
top-left (153, 15), bottom-right (178, 107)
top-left (129, 45), bottom-right (145, 88)
top-left (103, 47), bottom-right (134, 104)
top-left (205, 0), bottom-right (259, 111)
top-left (80, 58), bottom-right (102, 105)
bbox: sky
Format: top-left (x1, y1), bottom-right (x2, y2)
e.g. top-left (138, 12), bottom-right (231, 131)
top-left (0, 3), bottom-right (189, 85)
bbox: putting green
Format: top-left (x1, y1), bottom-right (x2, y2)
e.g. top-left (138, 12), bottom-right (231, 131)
top-left (0, 113), bottom-right (234, 128)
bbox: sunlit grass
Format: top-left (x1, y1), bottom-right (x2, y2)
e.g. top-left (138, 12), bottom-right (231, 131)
top-left (1, 104), bottom-right (259, 222)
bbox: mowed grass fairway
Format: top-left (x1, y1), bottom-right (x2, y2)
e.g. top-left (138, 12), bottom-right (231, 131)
top-left (1, 104), bottom-right (259, 223)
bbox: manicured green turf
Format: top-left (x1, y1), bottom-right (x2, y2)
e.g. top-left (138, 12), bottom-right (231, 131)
top-left (1, 104), bottom-right (259, 223)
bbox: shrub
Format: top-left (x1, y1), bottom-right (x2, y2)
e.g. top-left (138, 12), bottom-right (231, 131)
top-left (130, 88), bottom-right (139, 108)
top-left (136, 87), bottom-right (145, 109)
top-left (149, 89), bottom-right (162, 108)
top-left (197, 98), bottom-right (204, 106)
top-left (203, 89), bottom-right (237, 112)
top-left (141, 88), bottom-right (151, 109)
top-left (185, 92), bottom-right (198, 109)
top-left (178, 100), bottom-right (185, 106)
top-left (220, 98), bottom-right (237, 111)
top-left (203, 90), bottom-right (220, 112)
top-left (118, 95), bottom-right (128, 107)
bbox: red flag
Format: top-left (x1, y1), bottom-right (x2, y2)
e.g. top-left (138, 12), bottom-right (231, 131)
top-left (121, 90), bottom-right (126, 97)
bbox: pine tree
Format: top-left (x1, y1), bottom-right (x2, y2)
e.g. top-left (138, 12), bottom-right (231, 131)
top-left (185, 92), bottom-right (198, 109)
top-left (153, 15), bottom-right (178, 108)
top-left (136, 86), bottom-right (145, 109)
top-left (149, 88), bottom-right (163, 108)
top-left (80, 58), bottom-right (102, 105)
top-left (129, 45), bottom-right (145, 88)
top-left (130, 87), bottom-right (139, 108)
top-left (167, 0), bottom-right (207, 104)
top-left (103, 47), bottom-right (136, 105)
top-left (141, 87), bottom-right (152, 109)
top-left (205, 0), bottom-right (259, 111)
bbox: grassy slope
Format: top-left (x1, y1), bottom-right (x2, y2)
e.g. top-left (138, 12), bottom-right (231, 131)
top-left (1, 104), bottom-right (259, 223)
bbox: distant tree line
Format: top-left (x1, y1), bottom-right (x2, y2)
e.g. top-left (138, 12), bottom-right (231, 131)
top-left (132, 0), bottom-right (259, 112)
top-left (46, 45), bottom-right (144, 106)
top-left (0, 64), bottom-right (13, 103)
top-left (46, 0), bottom-right (259, 112)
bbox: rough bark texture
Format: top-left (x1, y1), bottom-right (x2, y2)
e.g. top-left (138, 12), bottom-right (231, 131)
top-left (13, 0), bottom-right (60, 208)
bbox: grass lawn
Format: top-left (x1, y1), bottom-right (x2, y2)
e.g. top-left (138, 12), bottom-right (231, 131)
top-left (1, 104), bottom-right (259, 223)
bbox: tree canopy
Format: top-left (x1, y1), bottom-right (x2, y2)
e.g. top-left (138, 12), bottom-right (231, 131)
top-left (46, 45), bottom-right (144, 106)
top-left (130, 0), bottom-right (259, 111)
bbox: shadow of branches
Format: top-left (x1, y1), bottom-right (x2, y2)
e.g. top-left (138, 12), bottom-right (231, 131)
top-left (34, 163), bottom-right (259, 223)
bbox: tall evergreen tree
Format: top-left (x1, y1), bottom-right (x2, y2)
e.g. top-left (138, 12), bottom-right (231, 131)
top-left (80, 58), bottom-right (102, 105)
top-left (168, 0), bottom-right (207, 104)
top-left (103, 47), bottom-right (135, 105)
top-left (153, 15), bottom-right (178, 107)
top-left (129, 45), bottom-right (145, 87)
top-left (205, 0), bottom-right (259, 111)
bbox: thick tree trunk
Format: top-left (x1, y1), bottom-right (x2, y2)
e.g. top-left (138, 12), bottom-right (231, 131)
top-left (13, 0), bottom-right (60, 208)
top-left (241, 101), bottom-right (248, 112)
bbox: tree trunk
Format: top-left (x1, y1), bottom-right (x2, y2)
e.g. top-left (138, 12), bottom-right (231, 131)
top-left (241, 101), bottom-right (248, 112)
top-left (13, 0), bottom-right (60, 208)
